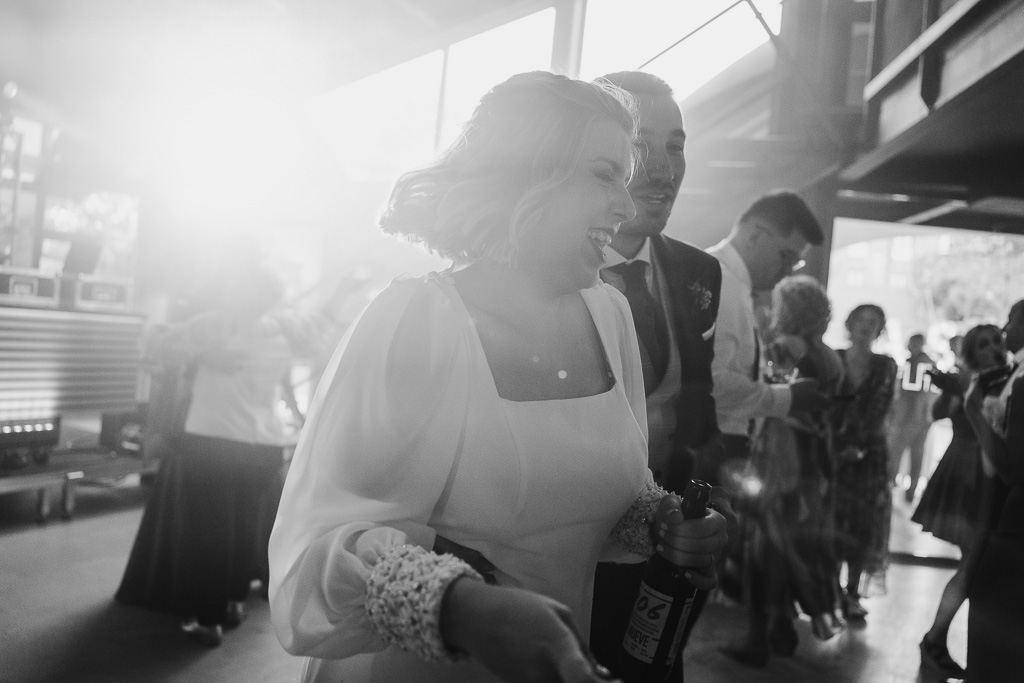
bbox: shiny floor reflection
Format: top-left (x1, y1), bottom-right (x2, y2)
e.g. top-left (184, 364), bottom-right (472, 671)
top-left (0, 480), bottom-right (966, 682)
top-left (685, 490), bottom-right (966, 683)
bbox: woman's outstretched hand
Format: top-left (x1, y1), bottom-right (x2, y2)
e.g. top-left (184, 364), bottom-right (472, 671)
top-left (440, 579), bottom-right (620, 683)
top-left (653, 494), bottom-right (728, 590)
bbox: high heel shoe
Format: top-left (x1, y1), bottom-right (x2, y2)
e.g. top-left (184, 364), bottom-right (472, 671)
top-left (180, 618), bottom-right (223, 647)
top-left (224, 601), bottom-right (247, 630)
top-left (842, 594), bottom-right (868, 620)
top-left (920, 635), bottom-right (966, 678)
top-left (811, 613), bottom-right (844, 641)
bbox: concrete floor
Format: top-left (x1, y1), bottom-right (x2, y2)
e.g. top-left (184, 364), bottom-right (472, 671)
top-left (0, 478), bottom-right (966, 683)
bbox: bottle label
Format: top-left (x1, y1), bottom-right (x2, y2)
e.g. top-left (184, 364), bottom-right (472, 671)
top-left (665, 594), bottom-right (696, 664)
top-left (622, 581), bottom-right (674, 663)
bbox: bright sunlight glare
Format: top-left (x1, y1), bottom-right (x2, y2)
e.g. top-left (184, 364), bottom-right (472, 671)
top-left (580, 0), bottom-right (782, 100)
top-left (306, 8), bottom-right (555, 181)
top-left (304, 52), bottom-right (444, 182)
top-left (296, 0), bottom-right (782, 281)
top-left (137, 19), bottom-right (320, 228)
top-left (438, 9), bottom-right (555, 149)
top-left (307, 2), bottom-right (779, 183)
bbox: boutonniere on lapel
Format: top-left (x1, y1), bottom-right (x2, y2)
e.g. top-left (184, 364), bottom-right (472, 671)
top-left (689, 281), bottom-right (712, 310)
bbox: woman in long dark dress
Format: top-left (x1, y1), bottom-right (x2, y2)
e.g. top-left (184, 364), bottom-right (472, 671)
top-left (116, 265), bottom-right (330, 646)
top-left (962, 299), bottom-right (1024, 682)
top-left (913, 324), bottom-right (1007, 677)
top-left (831, 303), bottom-right (897, 620)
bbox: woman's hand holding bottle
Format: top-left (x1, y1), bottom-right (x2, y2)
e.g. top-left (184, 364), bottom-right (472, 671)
top-left (651, 494), bottom-right (727, 590)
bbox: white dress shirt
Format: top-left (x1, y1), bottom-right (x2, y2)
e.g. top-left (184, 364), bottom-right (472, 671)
top-left (707, 240), bottom-right (791, 436)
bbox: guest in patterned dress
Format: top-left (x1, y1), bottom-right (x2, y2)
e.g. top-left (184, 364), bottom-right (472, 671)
top-left (831, 303), bottom-right (897, 621)
top-left (734, 275), bottom-right (846, 664)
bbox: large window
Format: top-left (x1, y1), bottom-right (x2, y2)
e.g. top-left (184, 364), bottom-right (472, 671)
top-left (580, 0), bottom-right (781, 99)
top-left (825, 218), bottom-right (1024, 496)
top-left (308, 9), bottom-right (555, 180)
top-left (305, 52), bottom-right (446, 180)
top-left (439, 9), bottom-right (555, 148)
top-left (824, 218), bottom-right (1024, 363)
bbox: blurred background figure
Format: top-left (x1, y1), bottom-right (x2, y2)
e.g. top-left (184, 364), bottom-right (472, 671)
top-left (962, 298), bottom-right (1024, 682)
top-left (115, 261), bottom-right (334, 647)
top-left (730, 274), bottom-right (846, 666)
top-left (704, 191), bottom-right (831, 668)
top-left (912, 323), bottom-right (1008, 678)
top-left (889, 333), bottom-right (937, 502)
top-left (948, 335), bottom-right (965, 369)
top-left (831, 304), bottom-right (897, 622)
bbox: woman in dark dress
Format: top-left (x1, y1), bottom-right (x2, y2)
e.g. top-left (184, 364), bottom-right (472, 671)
top-left (116, 265), bottom-right (330, 647)
top-left (913, 324), bottom-right (1007, 677)
top-left (831, 304), bottom-right (897, 621)
top-left (963, 299), bottom-right (1024, 682)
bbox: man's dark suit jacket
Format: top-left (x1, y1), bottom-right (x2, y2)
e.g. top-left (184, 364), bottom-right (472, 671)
top-left (589, 235), bottom-right (722, 678)
top-left (648, 234), bottom-right (722, 492)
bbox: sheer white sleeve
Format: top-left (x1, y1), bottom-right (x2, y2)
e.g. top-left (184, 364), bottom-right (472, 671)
top-left (611, 475), bottom-right (668, 558)
top-left (268, 277), bottom-right (476, 660)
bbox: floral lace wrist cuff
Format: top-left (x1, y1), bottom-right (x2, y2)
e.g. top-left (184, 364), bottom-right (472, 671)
top-left (365, 544), bottom-right (484, 662)
top-left (613, 481), bottom-right (670, 557)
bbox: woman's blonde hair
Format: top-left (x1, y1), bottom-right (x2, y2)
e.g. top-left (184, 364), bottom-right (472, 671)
top-left (378, 71), bottom-right (638, 266)
top-left (771, 274), bottom-right (831, 338)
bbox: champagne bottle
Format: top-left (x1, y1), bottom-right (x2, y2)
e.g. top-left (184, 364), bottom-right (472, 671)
top-left (619, 479), bottom-right (711, 682)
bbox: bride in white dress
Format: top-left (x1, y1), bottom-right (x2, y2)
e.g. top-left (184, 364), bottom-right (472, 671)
top-left (268, 71), bottom-right (728, 683)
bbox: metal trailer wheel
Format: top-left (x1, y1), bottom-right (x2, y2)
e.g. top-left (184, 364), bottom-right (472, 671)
top-left (32, 447), bottom-right (51, 465)
top-left (36, 488), bottom-right (51, 523)
top-left (61, 480), bottom-right (76, 519)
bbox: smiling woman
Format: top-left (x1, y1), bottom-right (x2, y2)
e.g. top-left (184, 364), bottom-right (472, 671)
top-left (268, 71), bottom-right (728, 683)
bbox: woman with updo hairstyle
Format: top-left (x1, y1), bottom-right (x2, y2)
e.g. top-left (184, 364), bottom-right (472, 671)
top-left (831, 303), bottom-right (897, 622)
top-left (380, 71), bottom-right (639, 269)
top-left (764, 275), bottom-right (844, 387)
top-left (268, 72), bottom-right (727, 683)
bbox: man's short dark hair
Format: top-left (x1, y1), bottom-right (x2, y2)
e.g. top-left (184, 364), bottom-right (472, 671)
top-left (598, 71), bottom-right (674, 99)
top-left (739, 190), bottom-right (824, 245)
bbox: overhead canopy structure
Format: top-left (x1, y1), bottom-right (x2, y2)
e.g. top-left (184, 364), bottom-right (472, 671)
top-left (837, 0), bottom-right (1024, 235)
top-left (3, 0), bottom-right (1021, 240)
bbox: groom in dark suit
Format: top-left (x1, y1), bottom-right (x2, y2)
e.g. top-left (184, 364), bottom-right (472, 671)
top-left (590, 71), bottom-right (725, 680)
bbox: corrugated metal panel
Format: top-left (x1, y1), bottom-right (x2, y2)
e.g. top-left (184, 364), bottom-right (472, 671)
top-left (0, 307), bottom-right (145, 419)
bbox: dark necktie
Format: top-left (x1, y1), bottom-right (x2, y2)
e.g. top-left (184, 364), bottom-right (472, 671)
top-left (607, 261), bottom-right (669, 391)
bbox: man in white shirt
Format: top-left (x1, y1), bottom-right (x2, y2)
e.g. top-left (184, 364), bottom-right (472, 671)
top-left (706, 190), bottom-right (831, 665)
top-left (707, 190), bottom-right (829, 452)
